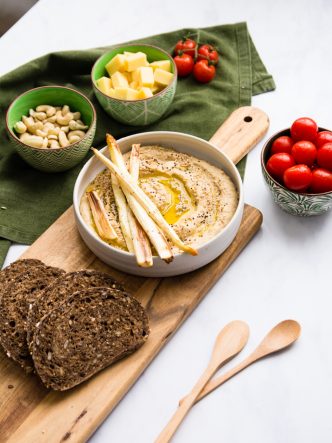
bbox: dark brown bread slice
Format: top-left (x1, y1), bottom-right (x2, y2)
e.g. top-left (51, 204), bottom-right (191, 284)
top-left (0, 264), bottom-right (65, 372)
top-left (27, 270), bottom-right (124, 348)
top-left (0, 259), bottom-right (44, 300)
top-left (32, 287), bottom-right (149, 390)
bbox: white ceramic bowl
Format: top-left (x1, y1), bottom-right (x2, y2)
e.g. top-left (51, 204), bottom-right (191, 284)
top-left (73, 131), bottom-right (244, 277)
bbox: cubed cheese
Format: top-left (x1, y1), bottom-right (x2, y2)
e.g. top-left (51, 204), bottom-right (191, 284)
top-left (150, 60), bottom-right (171, 72)
top-left (126, 88), bottom-right (140, 100)
top-left (131, 69), bottom-right (140, 82)
top-left (138, 67), bottom-right (154, 88)
top-left (126, 52), bottom-right (148, 72)
top-left (111, 87), bottom-right (129, 100)
top-left (111, 71), bottom-right (129, 89)
top-left (138, 87), bottom-right (153, 99)
top-left (154, 68), bottom-right (174, 86)
top-left (105, 54), bottom-right (127, 76)
top-left (96, 76), bottom-right (113, 94)
top-left (130, 81), bottom-right (139, 89)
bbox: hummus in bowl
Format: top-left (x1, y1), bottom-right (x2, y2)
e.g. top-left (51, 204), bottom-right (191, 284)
top-left (80, 146), bottom-right (238, 253)
top-left (73, 131), bottom-right (244, 277)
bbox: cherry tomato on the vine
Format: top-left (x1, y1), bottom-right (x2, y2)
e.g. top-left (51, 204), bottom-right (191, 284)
top-left (197, 44), bottom-right (219, 65)
top-left (283, 164), bottom-right (312, 192)
top-left (310, 168), bottom-right (332, 193)
top-left (173, 53), bottom-right (194, 77)
top-left (291, 140), bottom-right (317, 167)
top-left (270, 136), bottom-right (293, 155)
top-left (266, 153), bottom-right (295, 181)
top-left (193, 60), bottom-right (216, 83)
top-left (174, 39), bottom-right (197, 58)
top-left (290, 117), bottom-right (318, 142)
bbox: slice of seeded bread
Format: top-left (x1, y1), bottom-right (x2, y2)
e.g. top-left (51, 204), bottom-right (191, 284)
top-left (32, 287), bottom-right (149, 390)
top-left (27, 270), bottom-right (124, 348)
top-left (0, 259), bottom-right (44, 301)
top-left (0, 263), bottom-right (65, 372)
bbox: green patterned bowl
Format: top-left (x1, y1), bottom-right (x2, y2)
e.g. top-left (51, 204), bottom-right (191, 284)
top-left (91, 44), bottom-right (177, 126)
top-left (261, 128), bottom-right (332, 216)
top-left (6, 86), bottom-right (97, 172)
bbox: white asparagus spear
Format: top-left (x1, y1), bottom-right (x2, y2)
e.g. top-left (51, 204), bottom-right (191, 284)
top-left (107, 138), bottom-right (174, 262)
top-left (105, 134), bottom-right (196, 256)
top-left (127, 144), bottom-right (153, 267)
top-left (92, 145), bottom-right (197, 256)
top-left (111, 174), bottom-right (134, 253)
top-left (87, 191), bottom-right (117, 241)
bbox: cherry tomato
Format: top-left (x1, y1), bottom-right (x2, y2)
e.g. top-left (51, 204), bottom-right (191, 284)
top-left (317, 143), bottom-right (332, 171)
top-left (310, 168), bottom-right (332, 193)
top-left (291, 140), bottom-right (317, 167)
top-left (283, 164), bottom-right (312, 192)
top-left (174, 39), bottom-right (197, 57)
top-left (193, 60), bottom-right (216, 83)
top-left (316, 131), bottom-right (332, 149)
top-left (173, 53), bottom-right (194, 77)
top-left (197, 44), bottom-right (219, 65)
top-left (266, 153), bottom-right (295, 181)
top-left (270, 136), bottom-right (293, 155)
top-left (290, 117), bottom-right (318, 142)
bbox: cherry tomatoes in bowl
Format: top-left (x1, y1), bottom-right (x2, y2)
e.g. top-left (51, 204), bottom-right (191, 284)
top-left (317, 143), bottom-right (332, 171)
top-left (197, 44), bottom-right (219, 65)
top-left (173, 53), bottom-right (194, 77)
top-left (290, 117), bottom-right (318, 142)
top-left (283, 164), bottom-right (312, 192)
top-left (174, 39), bottom-right (197, 58)
top-left (193, 60), bottom-right (216, 83)
top-left (310, 168), bottom-right (332, 193)
top-left (291, 140), bottom-right (317, 167)
top-left (270, 136), bottom-right (293, 154)
top-left (266, 153), bottom-right (295, 181)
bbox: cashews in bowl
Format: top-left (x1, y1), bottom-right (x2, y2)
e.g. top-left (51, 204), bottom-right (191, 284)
top-left (13, 104), bottom-right (88, 149)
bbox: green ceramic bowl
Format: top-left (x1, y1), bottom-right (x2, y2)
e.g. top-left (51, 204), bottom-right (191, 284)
top-left (261, 128), bottom-right (332, 216)
top-left (6, 86), bottom-right (97, 172)
top-left (91, 44), bottom-right (177, 126)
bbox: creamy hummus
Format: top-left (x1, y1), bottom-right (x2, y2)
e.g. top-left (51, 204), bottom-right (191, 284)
top-left (80, 146), bottom-right (238, 252)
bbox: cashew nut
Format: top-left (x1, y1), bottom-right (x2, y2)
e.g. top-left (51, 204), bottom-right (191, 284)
top-left (22, 115), bottom-right (35, 129)
top-left (68, 130), bottom-right (85, 139)
top-left (29, 121), bottom-right (44, 134)
top-left (36, 129), bottom-right (48, 138)
top-left (68, 134), bottom-right (81, 144)
top-left (49, 140), bottom-right (60, 149)
top-left (62, 105), bottom-right (70, 115)
top-left (45, 115), bottom-right (57, 123)
top-left (36, 105), bottom-right (56, 117)
top-left (59, 130), bottom-right (69, 147)
top-left (42, 137), bottom-right (48, 149)
top-left (48, 127), bottom-right (60, 136)
top-left (61, 126), bottom-right (69, 133)
top-left (72, 111), bottom-right (81, 120)
top-left (56, 111), bottom-right (73, 126)
top-left (20, 133), bottom-right (44, 148)
top-left (69, 120), bottom-right (88, 131)
top-left (48, 134), bottom-right (58, 140)
top-left (14, 121), bottom-right (27, 134)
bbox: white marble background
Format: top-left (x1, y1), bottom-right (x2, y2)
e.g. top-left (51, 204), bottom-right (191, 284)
top-left (1, 0), bottom-right (332, 442)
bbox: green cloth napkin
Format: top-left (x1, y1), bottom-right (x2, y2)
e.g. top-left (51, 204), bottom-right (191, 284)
top-left (0, 22), bottom-right (275, 267)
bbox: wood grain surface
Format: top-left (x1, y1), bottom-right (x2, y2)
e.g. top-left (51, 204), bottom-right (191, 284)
top-left (0, 204), bottom-right (262, 443)
top-left (0, 106), bottom-right (267, 442)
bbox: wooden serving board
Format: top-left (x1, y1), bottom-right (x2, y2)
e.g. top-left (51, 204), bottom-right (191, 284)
top-left (0, 107), bottom-right (268, 443)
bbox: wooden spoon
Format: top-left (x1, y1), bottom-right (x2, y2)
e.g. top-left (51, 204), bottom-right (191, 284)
top-left (155, 320), bottom-right (250, 443)
top-left (190, 319), bottom-right (301, 405)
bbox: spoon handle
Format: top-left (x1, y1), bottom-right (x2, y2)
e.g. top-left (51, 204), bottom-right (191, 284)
top-left (155, 364), bottom-right (216, 443)
top-left (194, 354), bottom-right (257, 403)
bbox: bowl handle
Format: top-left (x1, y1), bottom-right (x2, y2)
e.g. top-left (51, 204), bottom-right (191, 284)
top-left (209, 106), bottom-right (269, 165)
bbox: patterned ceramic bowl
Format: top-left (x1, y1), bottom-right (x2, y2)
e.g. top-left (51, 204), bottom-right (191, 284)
top-left (91, 44), bottom-right (177, 126)
top-left (261, 128), bottom-right (332, 216)
top-left (6, 86), bottom-right (97, 173)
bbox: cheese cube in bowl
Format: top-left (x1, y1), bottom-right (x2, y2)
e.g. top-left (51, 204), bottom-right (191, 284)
top-left (91, 44), bottom-right (177, 126)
